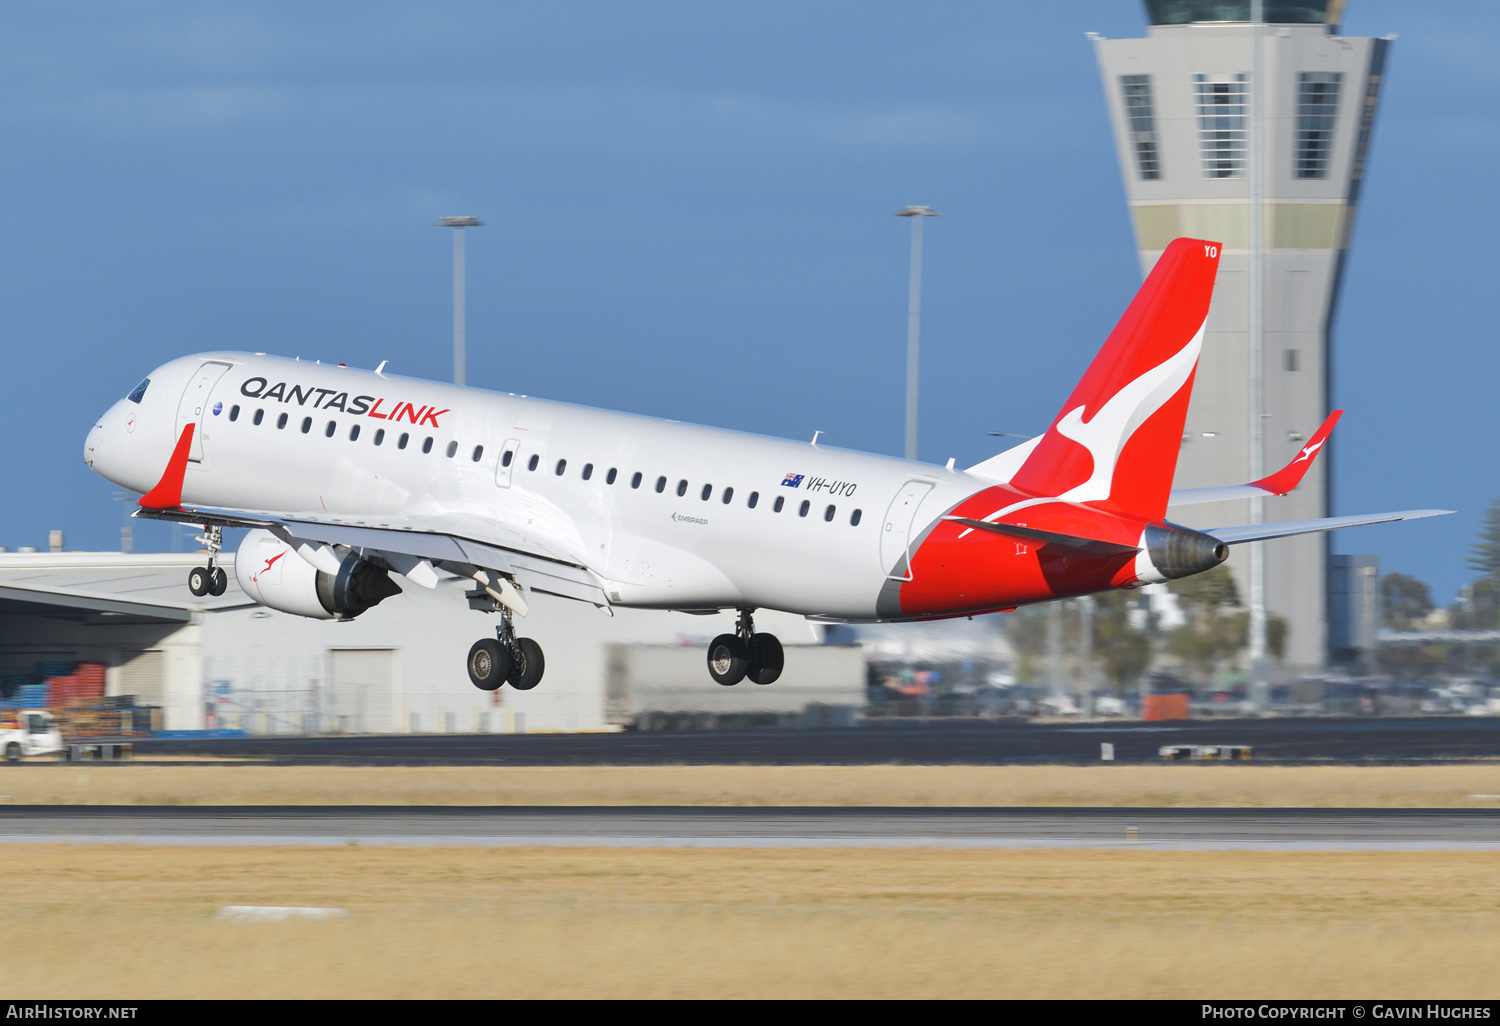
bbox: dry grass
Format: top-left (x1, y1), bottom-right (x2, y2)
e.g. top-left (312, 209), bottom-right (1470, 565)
top-left (5, 763), bottom-right (1500, 807)
top-left (4, 845), bottom-right (1499, 998)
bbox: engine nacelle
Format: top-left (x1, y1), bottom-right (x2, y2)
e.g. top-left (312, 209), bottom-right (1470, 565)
top-left (1139, 521), bottom-right (1230, 582)
top-left (234, 529), bottom-right (401, 620)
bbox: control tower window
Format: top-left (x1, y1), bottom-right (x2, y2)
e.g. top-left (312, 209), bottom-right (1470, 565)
top-left (1194, 74), bottom-right (1247, 179)
top-left (1295, 72), bottom-right (1342, 179)
top-left (1119, 75), bottom-right (1161, 181)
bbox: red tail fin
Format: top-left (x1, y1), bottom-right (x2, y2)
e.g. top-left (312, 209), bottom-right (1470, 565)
top-left (139, 423), bottom-right (194, 510)
top-left (1008, 237), bottom-right (1221, 519)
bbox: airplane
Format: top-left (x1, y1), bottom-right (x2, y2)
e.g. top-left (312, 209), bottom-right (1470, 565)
top-left (83, 237), bottom-right (1448, 692)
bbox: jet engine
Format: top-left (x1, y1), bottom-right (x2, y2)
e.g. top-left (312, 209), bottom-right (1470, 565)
top-left (1141, 522), bottom-right (1229, 581)
top-left (234, 528), bottom-right (401, 620)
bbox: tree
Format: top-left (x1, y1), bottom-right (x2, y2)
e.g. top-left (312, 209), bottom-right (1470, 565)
top-left (1381, 572), bottom-right (1434, 630)
top-left (1092, 591), bottom-right (1151, 692)
top-left (1467, 497), bottom-right (1500, 579)
top-left (1164, 566), bottom-right (1245, 684)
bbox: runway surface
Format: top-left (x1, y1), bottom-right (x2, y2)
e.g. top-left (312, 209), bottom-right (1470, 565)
top-left (132, 716), bottom-right (1500, 765)
top-left (2, 806), bottom-right (1498, 849)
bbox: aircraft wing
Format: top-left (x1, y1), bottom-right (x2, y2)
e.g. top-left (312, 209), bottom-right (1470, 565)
top-left (1168, 410), bottom-right (1342, 508)
top-left (133, 504), bottom-right (611, 611)
top-left (1206, 508), bottom-right (1452, 545)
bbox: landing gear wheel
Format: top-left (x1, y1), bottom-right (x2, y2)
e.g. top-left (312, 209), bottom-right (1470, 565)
top-left (187, 566), bottom-right (210, 597)
top-left (707, 633), bottom-right (749, 686)
top-left (467, 639), bottom-right (510, 691)
top-left (508, 638), bottom-right (546, 691)
top-left (746, 633), bottom-right (784, 685)
top-left (208, 567), bottom-right (228, 596)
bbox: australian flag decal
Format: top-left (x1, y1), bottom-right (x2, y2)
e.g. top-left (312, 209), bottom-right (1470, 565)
top-left (781, 473), bottom-right (804, 488)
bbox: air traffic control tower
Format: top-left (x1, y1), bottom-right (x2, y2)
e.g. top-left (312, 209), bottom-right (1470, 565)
top-left (1092, 1), bottom-right (1388, 670)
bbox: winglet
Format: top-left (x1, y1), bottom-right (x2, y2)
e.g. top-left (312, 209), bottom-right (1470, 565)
top-left (138, 423), bottom-right (195, 509)
top-left (1250, 410), bottom-right (1342, 496)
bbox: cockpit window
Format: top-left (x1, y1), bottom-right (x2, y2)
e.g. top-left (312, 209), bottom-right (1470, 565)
top-left (126, 378), bottom-right (150, 404)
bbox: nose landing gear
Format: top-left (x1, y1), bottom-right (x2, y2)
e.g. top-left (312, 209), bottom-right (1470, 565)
top-left (707, 608), bottom-right (783, 686)
top-left (186, 525), bottom-right (227, 597)
top-left (466, 602), bottom-right (546, 692)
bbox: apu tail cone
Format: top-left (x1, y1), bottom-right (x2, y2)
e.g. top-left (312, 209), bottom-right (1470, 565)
top-left (1143, 522), bottom-right (1228, 580)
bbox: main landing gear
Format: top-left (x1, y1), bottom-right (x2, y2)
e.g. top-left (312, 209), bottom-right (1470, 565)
top-left (186, 524), bottom-right (227, 597)
top-left (466, 605), bottom-right (546, 692)
top-left (707, 608), bottom-right (783, 687)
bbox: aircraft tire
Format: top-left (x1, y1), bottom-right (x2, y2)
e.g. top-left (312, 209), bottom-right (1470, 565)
top-left (187, 567), bottom-right (210, 597)
top-left (508, 638), bottom-right (545, 691)
top-left (208, 567), bottom-right (228, 596)
top-left (467, 639), bottom-right (509, 691)
top-left (707, 634), bottom-right (748, 686)
top-left (746, 633), bottom-right (784, 685)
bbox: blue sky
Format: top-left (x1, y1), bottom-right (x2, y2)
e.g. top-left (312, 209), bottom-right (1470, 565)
top-left (0, 1), bottom-right (1493, 602)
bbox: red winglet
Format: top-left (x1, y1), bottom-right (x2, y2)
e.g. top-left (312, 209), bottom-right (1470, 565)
top-left (138, 423), bottom-right (195, 509)
top-left (1251, 410), bottom-right (1342, 496)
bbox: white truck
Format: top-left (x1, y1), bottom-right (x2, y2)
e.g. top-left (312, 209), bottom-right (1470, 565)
top-left (0, 711), bottom-right (64, 762)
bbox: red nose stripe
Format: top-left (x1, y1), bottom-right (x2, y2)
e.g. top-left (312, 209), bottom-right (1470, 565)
top-left (138, 423), bottom-right (195, 510)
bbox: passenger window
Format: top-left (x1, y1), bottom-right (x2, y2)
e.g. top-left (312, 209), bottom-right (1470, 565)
top-left (850, 509), bottom-right (862, 526)
top-left (127, 378), bottom-right (150, 404)
top-left (325, 421), bottom-right (337, 438)
top-left (528, 454), bottom-right (540, 471)
top-left (349, 424), bottom-right (360, 441)
top-left (655, 476), bottom-right (666, 493)
top-left (277, 413), bottom-right (288, 430)
top-left (301, 417), bottom-right (312, 434)
top-left (631, 472), bottom-right (642, 489)
top-left (700, 484), bottom-right (712, 501)
top-left (676, 479), bottom-right (688, 497)
top-left (824, 504), bottom-right (836, 522)
top-left (555, 459), bottom-right (567, 476)
top-left (374, 429), bottom-right (385, 446)
top-left (748, 491), bottom-right (759, 509)
top-left (253, 409), bottom-right (264, 426)
top-left (582, 463), bottom-right (593, 481)
top-left (422, 437), bottom-right (434, 454)
top-left (398, 433), bottom-right (409, 449)
top-left (229, 405), bottom-right (240, 422)
top-left (472, 445), bottom-right (483, 462)
top-left (773, 496), bottom-right (784, 513)
top-left (502, 450), bottom-right (513, 467)
top-left (799, 500), bottom-right (810, 517)
top-left (446, 441), bottom-right (458, 458)
top-left (607, 468), bottom-right (618, 485)
top-left (722, 487), bottom-right (734, 504)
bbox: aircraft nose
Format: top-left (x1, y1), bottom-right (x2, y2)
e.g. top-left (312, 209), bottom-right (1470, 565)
top-left (84, 420), bottom-right (104, 469)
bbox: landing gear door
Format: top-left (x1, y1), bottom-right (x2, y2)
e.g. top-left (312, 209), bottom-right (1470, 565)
top-left (175, 361), bottom-right (232, 463)
top-left (495, 438), bottom-right (522, 488)
top-left (881, 479), bottom-right (935, 581)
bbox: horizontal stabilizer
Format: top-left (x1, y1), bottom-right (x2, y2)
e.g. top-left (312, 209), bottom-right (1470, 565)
top-left (941, 516), bottom-right (1141, 558)
top-left (1170, 410), bottom-right (1342, 507)
top-left (1207, 509), bottom-right (1452, 545)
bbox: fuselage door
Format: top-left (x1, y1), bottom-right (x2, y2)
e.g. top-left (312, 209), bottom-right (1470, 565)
top-left (495, 438), bottom-right (522, 488)
top-left (175, 361), bottom-right (232, 462)
top-left (881, 479), bottom-right (935, 581)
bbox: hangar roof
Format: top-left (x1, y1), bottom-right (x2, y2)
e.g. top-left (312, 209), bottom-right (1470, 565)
top-left (0, 552), bottom-right (249, 625)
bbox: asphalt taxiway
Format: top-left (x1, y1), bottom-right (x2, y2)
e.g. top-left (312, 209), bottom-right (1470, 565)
top-left (131, 716), bottom-right (1500, 765)
top-left (2, 806), bottom-right (1497, 849)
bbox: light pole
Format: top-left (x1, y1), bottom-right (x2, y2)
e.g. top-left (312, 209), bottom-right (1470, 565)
top-left (896, 205), bottom-right (939, 461)
top-left (436, 215), bottom-right (483, 386)
top-left (1247, 0), bottom-right (1269, 711)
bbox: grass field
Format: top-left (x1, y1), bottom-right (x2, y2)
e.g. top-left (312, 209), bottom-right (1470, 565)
top-left (5, 763), bottom-right (1500, 807)
top-left (5, 844), bottom-right (1498, 998)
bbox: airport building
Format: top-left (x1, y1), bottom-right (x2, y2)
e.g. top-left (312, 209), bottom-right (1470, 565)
top-left (1092, 1), bottom-right (1389, 670)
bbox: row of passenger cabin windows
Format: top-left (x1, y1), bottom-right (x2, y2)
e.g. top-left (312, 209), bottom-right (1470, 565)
top-left (226, 404), bottom-right (484, 460)
top-left (225, 402), bottom-right (862, 526)
top-left (511, 452), bottom-right (864, 526)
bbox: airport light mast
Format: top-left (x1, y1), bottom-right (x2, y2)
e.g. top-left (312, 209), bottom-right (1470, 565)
top-left (436, 215), bottom-right (483, 386)
top-left (897, 205), bottom-right (939, 462)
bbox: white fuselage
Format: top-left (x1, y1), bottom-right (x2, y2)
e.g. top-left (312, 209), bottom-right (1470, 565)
top-left (86, 353), bottom-right (994, 620)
